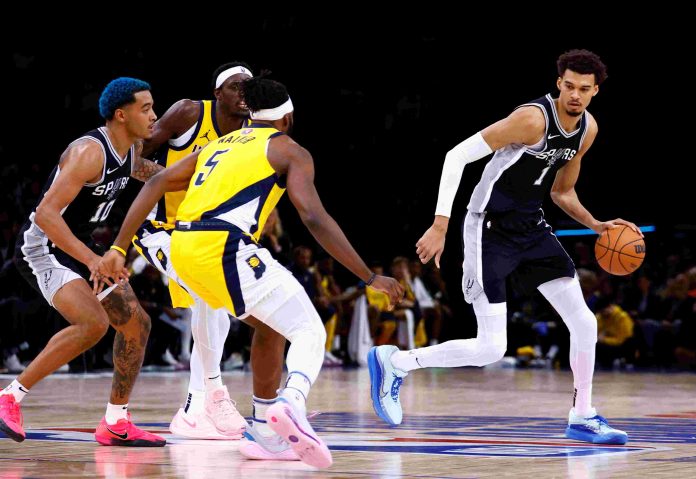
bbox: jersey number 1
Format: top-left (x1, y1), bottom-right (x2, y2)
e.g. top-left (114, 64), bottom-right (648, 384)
top-left (194, 150), bottom-right (228, 186)
top-left (533, 166), bottom-right (551, 186)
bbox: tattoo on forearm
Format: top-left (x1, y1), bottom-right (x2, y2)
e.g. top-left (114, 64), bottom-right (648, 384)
top-left (132, 157), bottom-right (164, 182)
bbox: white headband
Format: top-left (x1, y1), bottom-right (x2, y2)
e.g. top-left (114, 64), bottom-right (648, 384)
top-left (250, 97), bottom-right (294, 121)
top-left (215, 66), bottom-right (253, 89)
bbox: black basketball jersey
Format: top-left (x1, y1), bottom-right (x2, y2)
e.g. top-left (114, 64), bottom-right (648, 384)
top-left (467, 94), bottom-right (589, 214)
top-left (23, 127), bottom-right (134, 242)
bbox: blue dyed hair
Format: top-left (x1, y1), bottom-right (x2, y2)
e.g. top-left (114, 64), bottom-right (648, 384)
top-left (98, 77), bottom-right (151, 120)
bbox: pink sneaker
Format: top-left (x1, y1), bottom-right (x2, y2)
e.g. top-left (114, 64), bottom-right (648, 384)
top-left (95, 413), bottom-right (166, 447)
top-left (0, 394), bottom-right (25, 442)
top-left (205, 386), bottom-right (247, 436)
top-left (169, 408), bottom-right (242, 440)
top-left (266, 399), bottom-right (332, 468)
top-left (239, 420), bottom-right (300, 460)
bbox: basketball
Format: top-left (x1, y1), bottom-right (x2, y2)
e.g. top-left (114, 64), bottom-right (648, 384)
top-left (595, 225), bottom-right (645, 275)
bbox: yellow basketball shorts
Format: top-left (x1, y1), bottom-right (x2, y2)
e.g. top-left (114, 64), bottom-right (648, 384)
top-left (170, 230), bottom-right (301, 318)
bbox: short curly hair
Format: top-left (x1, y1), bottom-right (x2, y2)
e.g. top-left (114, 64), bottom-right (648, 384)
top-left (99, 77), bottom-right (151, 120)
top-left (557, 49), bottom-right (608, 85)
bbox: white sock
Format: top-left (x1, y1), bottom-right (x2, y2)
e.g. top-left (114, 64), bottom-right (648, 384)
top-left (204, 373), bottom-right (224, 390)
top-left (252, 396), bottom-right (277, 437)
top-left (105, 402), bottom-right (128, 425)
top-left (1, 380), bottom-right (29, 403)
top-left (391, 349), bottom-right (422, 372)
top-left (184, 389), bottom-right (205, 415)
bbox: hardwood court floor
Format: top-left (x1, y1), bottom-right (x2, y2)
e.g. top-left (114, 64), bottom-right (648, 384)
top-left (1, 367), bottom-right (695, 478)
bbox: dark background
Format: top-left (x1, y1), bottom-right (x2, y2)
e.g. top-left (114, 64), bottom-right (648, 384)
top-left (2, 17), bottom-right (690, 337)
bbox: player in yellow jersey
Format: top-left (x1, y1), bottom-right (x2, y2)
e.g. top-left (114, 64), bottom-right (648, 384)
top-left (133, 63), bottom-right (287, 442)
top-left (98, 77), bottom-right (404, 468)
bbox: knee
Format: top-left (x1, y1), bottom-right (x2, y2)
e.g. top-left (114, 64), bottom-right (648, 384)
top-left (82, 316), bottom-right (109, 347)
top-left (472, 339), bottom-right (507, 367)
top-left (255, 323), bottom-right (286, 349)
top-left (289, 314), bottom-right (326, 352)
top-left (140, 310), bottom-right (152, 336)
top-left (571, 309), bottom-right (598, 348)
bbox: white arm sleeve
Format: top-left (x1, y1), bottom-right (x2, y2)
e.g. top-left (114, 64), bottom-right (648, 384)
top-left (434, 132), bottom-right (493, 217)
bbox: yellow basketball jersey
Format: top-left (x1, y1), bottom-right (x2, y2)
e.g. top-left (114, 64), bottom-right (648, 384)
top-left (153, 100), bottom-right (222, 226)
top-left (176, 124), bottom-right (286, 241)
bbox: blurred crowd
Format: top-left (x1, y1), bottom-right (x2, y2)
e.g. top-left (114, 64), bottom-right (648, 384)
top-left (2, 163), bottom-right (694, 375)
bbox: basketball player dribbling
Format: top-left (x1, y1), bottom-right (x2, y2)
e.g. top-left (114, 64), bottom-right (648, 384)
top-left (369, 49), bottom-right (643, 444)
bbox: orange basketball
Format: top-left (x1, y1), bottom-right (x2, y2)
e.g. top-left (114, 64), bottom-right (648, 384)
top-left (595, 225), bottom-right (645, 276)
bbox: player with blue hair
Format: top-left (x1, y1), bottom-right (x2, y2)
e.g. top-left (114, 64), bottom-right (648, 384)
top-left (1, 77), bottom-right (168, 447)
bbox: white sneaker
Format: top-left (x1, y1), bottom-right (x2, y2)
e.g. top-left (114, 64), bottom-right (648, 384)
top-left (169, 408), bottom-right (242, 440)
top-left (205, 386), bottom-right (247, 435)
top-left (367, 345), bottom-right (408, 425)
top-left (4, 354), bottom-right (24, 373)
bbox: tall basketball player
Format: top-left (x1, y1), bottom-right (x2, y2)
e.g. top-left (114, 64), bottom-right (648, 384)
top-left (97, 77), bottom-right (405, 467)
top-left (369, 49), bottom-right (642, 445)
top-left (0, 78), bottom-right (165, 446)
top-left (132, 62), bottom-right (286, 445)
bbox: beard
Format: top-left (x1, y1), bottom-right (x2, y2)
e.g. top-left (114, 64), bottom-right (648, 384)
top-left (566, 109), bottom-right (583, 117)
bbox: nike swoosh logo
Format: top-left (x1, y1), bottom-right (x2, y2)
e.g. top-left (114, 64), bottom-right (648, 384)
top-left (547, 134), bottom-right (560, 139)
top-left (380, 362), bottom-right (391, 397)
top-left (107, 167), bottom-right (120, 174)
top-left (105, 426), bottom-right (128, 440)
top-left (181, 416), bottom-right (197, 428)
top-left (18, 387), bottom-right (28, 393)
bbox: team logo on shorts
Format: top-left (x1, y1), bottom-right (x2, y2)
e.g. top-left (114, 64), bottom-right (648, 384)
top-left (246, 254), bottom-right (266, 279)
top-left (156, 249), bottom-right (168, 270)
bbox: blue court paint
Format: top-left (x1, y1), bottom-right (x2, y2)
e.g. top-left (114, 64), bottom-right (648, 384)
top-left (555, 225), bottom-right (655, 237)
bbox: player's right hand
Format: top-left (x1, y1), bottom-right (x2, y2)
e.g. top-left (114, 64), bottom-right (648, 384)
top-left (369, 275), bottom-right (405, 311)
top-left (90, 250), bottom-right (129, 294)
top-left (416, 224), bottom-right (447, 268)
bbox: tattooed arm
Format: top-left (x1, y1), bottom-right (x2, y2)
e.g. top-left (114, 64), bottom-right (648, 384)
top-left (131, 141), bottom-right (164, 182)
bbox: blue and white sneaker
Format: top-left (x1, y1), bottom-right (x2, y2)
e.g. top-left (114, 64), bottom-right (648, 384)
top-left (368, 345), bottom-right (408, 425)
top-left (565, 408), bottom-right (628, 444)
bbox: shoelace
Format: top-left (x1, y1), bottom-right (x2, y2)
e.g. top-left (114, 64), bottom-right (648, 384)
top-left (391, 374), bottom-right (403, 402)
top-left (215, 398), bottom-right (243, 419)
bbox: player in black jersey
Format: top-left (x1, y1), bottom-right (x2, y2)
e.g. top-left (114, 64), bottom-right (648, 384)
top-left (369, 50), bottom-right (641, 445)
top-left (0, 78), bottom-right (166, 446)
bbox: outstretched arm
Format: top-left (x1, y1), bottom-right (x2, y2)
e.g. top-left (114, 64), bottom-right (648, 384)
top-left (275, 137), bottom-right (404, 307)
top-left (97, 150), bottom-right (201, 281)
top-left (550, 114), bottom-right (641, 236)
top-left (417, 106), bottom-right (546, 266)
top-left (114, 150), bottom-right (201, 251)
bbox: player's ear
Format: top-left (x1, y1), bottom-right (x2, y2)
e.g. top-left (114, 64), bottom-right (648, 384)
top-left (592, 85), bottom-right (599, 97)
top-left (556, 77), bottom-right (562, 91)
top-left (213, 87), bottom-right (222, 101)
top-left (114, 108), bottom-right (126, 123)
